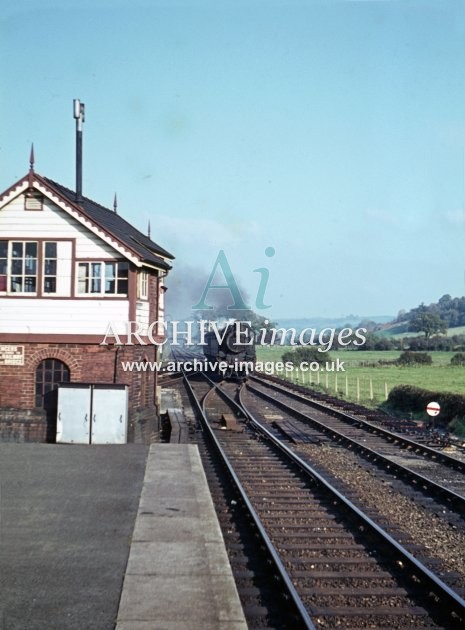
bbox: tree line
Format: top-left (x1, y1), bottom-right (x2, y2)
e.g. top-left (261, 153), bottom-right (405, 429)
top-left (396, 294), bottom-right (465, 332)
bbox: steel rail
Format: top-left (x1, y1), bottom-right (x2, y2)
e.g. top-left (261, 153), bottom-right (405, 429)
top-left (246, 381), bottom-right (465, 515)
top-left (201, 377), bottom-right (465, 626)
top-left (182, 371), bottom-right (316, 630)
top-left (160, 348), bottom-right (206, 377)
top-left (251, 374), bottom-right (465, 472)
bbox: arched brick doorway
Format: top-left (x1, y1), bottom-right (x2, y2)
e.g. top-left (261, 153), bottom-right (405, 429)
top-left (35, 359), bottom-right (70, 441)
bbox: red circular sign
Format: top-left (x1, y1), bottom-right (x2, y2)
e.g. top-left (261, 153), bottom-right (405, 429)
top-left (426, 401), bottom-right (441, 417)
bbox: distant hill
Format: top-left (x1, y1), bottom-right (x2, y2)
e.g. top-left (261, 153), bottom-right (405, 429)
top-left (277, 315), bottom-right (393, 331)
top-left (377, 322), bottom-right (412, 337)
top-left (277, 296), bottom-right (465, 336)
top-left (396, 294), bottom-right (465, 329)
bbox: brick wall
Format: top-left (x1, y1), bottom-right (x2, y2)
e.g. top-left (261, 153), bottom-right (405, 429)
top-left (0, 408), bottom-right (47, 442)
top-left (0, 341), bottom-right (160, 442)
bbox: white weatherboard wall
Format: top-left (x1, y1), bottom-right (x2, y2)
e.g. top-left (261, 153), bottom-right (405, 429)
top-left (136, 301), bottom-right (150, 335)
top-left (0, 193), bottom-right (131, 336)
top-left (0, 299), bottom-right (129, 335)
top-left (55, 241), bottom-right (72, 296)
top-left (0, 195), bottom-right (118, 258)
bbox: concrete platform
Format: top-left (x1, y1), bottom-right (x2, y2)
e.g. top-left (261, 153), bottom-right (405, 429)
top-left (0, 443), bottom-right (148, 630)
top-left (116, 444), bottom-right (247, 629)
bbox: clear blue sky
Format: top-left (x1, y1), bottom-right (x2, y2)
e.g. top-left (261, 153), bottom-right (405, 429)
top-left (2, 0), bottom-right (465, 320)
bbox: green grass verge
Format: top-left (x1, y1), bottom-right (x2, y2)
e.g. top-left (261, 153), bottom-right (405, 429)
top-left (255, 346), bottom-right (465, 409)
top-left (379, 325), bottom-right (465, 339)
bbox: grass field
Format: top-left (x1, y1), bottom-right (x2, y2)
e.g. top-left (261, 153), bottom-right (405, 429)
top-left (446, 325), bottom-right (465, 336)
top-left (380, 325), bottom-right (465, 339)
top-left (255, 346), bottom-right (465, 408)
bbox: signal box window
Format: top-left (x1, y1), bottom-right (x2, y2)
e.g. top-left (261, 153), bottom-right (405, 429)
top-left (138, 271), bottom-right (148, 299)
top-left (0, 241), bottom-right (6, 292)
top-left (0, 241), bottom-right (38, 294)
top-left (43, 242), bottom-right (57, 294)
top-left (77, 261), bottom-right (129, 295)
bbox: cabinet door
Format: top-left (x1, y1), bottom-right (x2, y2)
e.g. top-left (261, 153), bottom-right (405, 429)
top-left (57, 386), bottom-right (91, 444)
top-left (91, 387), bottom-right (128, 444)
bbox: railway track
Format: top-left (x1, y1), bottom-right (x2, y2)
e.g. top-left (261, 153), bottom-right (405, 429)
top-left (185, 373), bottom-right (310, 629)
top-left (240, 379), bottom-right (465, 593)
top-left (247, 376), bottom-right (465, 510)
top-left (180, 371), bottom-right (465, 628)
top-left (257, 374), bottom-right (465, 463)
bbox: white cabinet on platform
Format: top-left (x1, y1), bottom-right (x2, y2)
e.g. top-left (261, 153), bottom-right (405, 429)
top-left (56, 384), bottom-right (128, 444)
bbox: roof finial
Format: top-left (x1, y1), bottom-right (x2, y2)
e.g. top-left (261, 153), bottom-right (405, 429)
top-left (28, 143), bottom-right (35, 186)
top-left (147, 220), bottom-right (151, 239)
top-left (113, 193), bottom-right (118, 214)
top-left (29, 143), bottom-right (35, 171)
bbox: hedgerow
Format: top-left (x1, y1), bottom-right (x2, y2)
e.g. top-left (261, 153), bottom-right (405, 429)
top-left (451, 352), bottom-right (465, 366)
top-left (396, 351), bottom-right (432, 366)
top-left (386, 384), bottom-right (465, 424)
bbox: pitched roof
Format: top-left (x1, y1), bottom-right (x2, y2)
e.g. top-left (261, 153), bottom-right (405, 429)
top-left (41, 177), bottom-right (174, 270)
top-left (0, 170), bottom-right (175, 270)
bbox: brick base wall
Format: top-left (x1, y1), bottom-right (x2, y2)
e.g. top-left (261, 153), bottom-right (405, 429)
top-left (0, 342), bottom-right (160, 443)
top-left (129, 407), bottom-right (162, 444)
top-left (0, 408), bottom-right (47, 442)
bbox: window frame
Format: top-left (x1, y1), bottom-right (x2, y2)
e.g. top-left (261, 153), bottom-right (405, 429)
top-left (138, 270), bottom-right (149, 300)
top-left (0, 240), bottom-right (7, 292)
top-left (0, 240), bottom-right (39, 295)
top-left (76, 260), bottom-right (129, 297)
top-left (43, 241), bottom-right (58, 295)
top-left (35, 358), bottom-right (70, 407)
